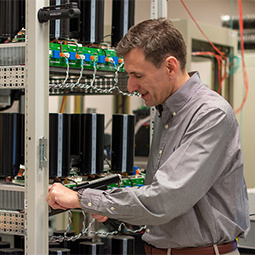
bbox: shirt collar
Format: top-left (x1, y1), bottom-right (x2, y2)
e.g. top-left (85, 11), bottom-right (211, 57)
top-left (161, 71), bottom-right (203, 118)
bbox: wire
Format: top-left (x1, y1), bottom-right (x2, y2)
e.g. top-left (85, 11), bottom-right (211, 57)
top-left (234, 0), bottom-right (249, 114)
top-left (180, 0), bottom-right (225, 57)
top-left (180, 0), bottom-right (248, 113)
top-left (0, 97), bottom-right (14, 112)
top-left (59, 96), bottom-right (67, 113)
top-left (191, 52), bottom-right (227, 94)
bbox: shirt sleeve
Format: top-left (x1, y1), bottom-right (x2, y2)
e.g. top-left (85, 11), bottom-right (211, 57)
top-left (80, 106), bottom-right (237, 226)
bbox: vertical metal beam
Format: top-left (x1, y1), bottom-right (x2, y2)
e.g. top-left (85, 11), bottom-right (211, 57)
top-left (150, 0), bottom-right (167, 143)
top-left (25, 0), bottom-right (49, 254)
top-left (151, 0), bottom-right (168, 19)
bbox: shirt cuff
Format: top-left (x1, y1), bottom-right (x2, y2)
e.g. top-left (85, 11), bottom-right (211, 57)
top-left (79, 188), bottom-right (105, 212)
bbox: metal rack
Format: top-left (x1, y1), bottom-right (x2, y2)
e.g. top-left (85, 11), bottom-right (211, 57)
top-left (0, 1), bottom-right (129, 253)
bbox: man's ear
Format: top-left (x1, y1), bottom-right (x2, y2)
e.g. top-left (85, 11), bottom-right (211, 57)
top-left (165, 56), bottom-right (178, 76)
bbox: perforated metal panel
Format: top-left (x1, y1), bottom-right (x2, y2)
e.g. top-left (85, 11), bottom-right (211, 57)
top-left (0, 66), bottom-right (26, 89)
top-left (0, 210), bottom-right (25, 235)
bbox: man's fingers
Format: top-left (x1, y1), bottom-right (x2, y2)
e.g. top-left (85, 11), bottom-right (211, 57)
top-left (91, 213), bottom-right (108, 222)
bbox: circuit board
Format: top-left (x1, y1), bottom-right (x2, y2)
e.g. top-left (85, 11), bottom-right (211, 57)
top-left (108, 175), bottom-right (145, 189)
top-left (49, 43), bottom-right (125, 73)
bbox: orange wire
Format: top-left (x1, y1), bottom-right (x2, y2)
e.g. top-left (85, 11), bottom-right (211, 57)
top-left (181, 0), bottom-right (248, 112)
top-left (191, 52), bottom-right (227, 94)
top-left (234, 0), bottom-right (249, 114)
top-left (59, 96), bottom-right (67, 113)
top-left (180, 0), bottom-right (225, 58)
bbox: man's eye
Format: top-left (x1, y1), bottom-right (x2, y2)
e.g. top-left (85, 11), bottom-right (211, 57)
top-left (135, 75), bottom-right (142, 79)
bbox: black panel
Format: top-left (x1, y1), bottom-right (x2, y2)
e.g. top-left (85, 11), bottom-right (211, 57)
top-left (0, 113), bottom-right (24, 177)
top-left (79, 113), bottom-right (104, 175)
top-left (50, 0), bottom-right (70, 40)
top-left (111, 114), bottom-right (135, 173)
top-left (49, 113), bottom-right (71, 178)
top-left (111, 235), bottom-right (135, 255)
top-left (111, 0), bottom-right (135, 47)
top-left (0, 0), bottom-right (25, 41)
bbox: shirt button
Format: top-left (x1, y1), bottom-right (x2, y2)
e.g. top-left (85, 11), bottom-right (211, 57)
top-left (173, 112), bottom-right (176, 116)
top-left (88, 202), bottom-right (92, 207)
top-left (159, 150), bottom-right (162, 155)
top-left (146, 228), bottom-right (151, 233)
top-left (165, 124), bottom-right (168, 129)
top-left (110, 206), bottom-right (115, 211)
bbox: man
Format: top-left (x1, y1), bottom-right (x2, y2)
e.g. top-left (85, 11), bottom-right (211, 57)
top-left (47, 18), bottom-right (250, 255)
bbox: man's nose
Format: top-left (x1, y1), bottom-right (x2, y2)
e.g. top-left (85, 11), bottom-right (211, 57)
top-left (127, 76), bottom-right (139, 94)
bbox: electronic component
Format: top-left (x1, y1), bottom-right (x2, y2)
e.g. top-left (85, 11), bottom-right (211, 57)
top-left (79, 241), bottom-right (104, 255)
top-left (111, 114), bottom-right (135, 174)
top-left (0, 0), bottom-right (25, 42)
top-left (111, 0), bottom-right (135, 47)
top-left (49, 42), bottom-right (125, 73)
top-left (49, 113), bottom-right (71, 178)
top-left (79, 113), bottom-right (104, 175)
top-left (111, 235), bottom-right (135, 255)
top-left (49, 0), bottom-right (70, 40)
top-left (0, 113), bottom-right (24, 177)
top-left (70, 0), bottom-right (105, 44)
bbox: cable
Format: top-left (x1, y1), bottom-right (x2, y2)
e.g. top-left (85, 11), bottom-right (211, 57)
top-left (180, 0), bottom-right (248, 113)
top-left (234, 0), bottom-right (249, 114)
top-left (59, 96), bottom-right (67, 113)
top-left (180, 0), bottom-right (225, 57)
top-left (191, 52), bottom-right (227, 94)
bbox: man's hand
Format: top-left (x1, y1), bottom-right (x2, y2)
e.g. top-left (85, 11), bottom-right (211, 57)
top-left (90, 213), bottom-right (108, 223)
top-left (46, 183), bottom-right (81, 210)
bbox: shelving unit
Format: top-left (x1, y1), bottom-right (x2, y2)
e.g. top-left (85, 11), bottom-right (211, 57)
top-left (0, 0), bottom-right (129, 253)
top-left (0, 1), bottom-right (49, 253)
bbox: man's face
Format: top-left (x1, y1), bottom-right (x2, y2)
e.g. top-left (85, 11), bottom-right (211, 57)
top-left (124, 48), bottom-right (174, 107)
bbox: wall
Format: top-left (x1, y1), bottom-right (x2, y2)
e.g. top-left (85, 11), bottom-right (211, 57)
top-left (233, 53), bottom-right (255, 188)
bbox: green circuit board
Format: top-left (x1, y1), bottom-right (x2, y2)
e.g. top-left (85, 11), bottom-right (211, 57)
top-left (49, 43), bottom-right (125, 73)
top-left (108, 175), bottom-right (145, 189)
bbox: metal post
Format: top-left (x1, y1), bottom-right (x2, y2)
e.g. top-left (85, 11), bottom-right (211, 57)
top-left (150, 0), bottom-right (167, 143)
top-left (151, 0), bottom-right (168, 19)
top-left (25, 0), bottom-right (49, 254)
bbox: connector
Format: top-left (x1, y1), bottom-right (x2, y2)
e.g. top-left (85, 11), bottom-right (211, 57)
top-left (112, 56), bottom-right (119, 65)
top-left (98, 55), bottom-right (106, 64)
top-left (69, 52), bottom-right (76, 60)
top-left (84, 54), bottom-right (91, 62)
top-left (52, 50), bottom-right (60, 59)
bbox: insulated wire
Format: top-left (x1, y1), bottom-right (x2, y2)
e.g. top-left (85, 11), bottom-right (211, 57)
top-left (180, 0), bottom-right (248, 114)
top-left (180, 0), bottom-right (229, 95)
top-left (59, 96), bottom-right (67, 113)
top-left (180, 0), bottom-right (225, 57)
top-left (234, 0), bottom-right (249, 115)
top-left (191, 52), bottom-right (227, 94)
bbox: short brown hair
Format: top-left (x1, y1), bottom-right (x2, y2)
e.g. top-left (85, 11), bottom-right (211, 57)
top-left (115, 18), bottom-right (187, 70)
